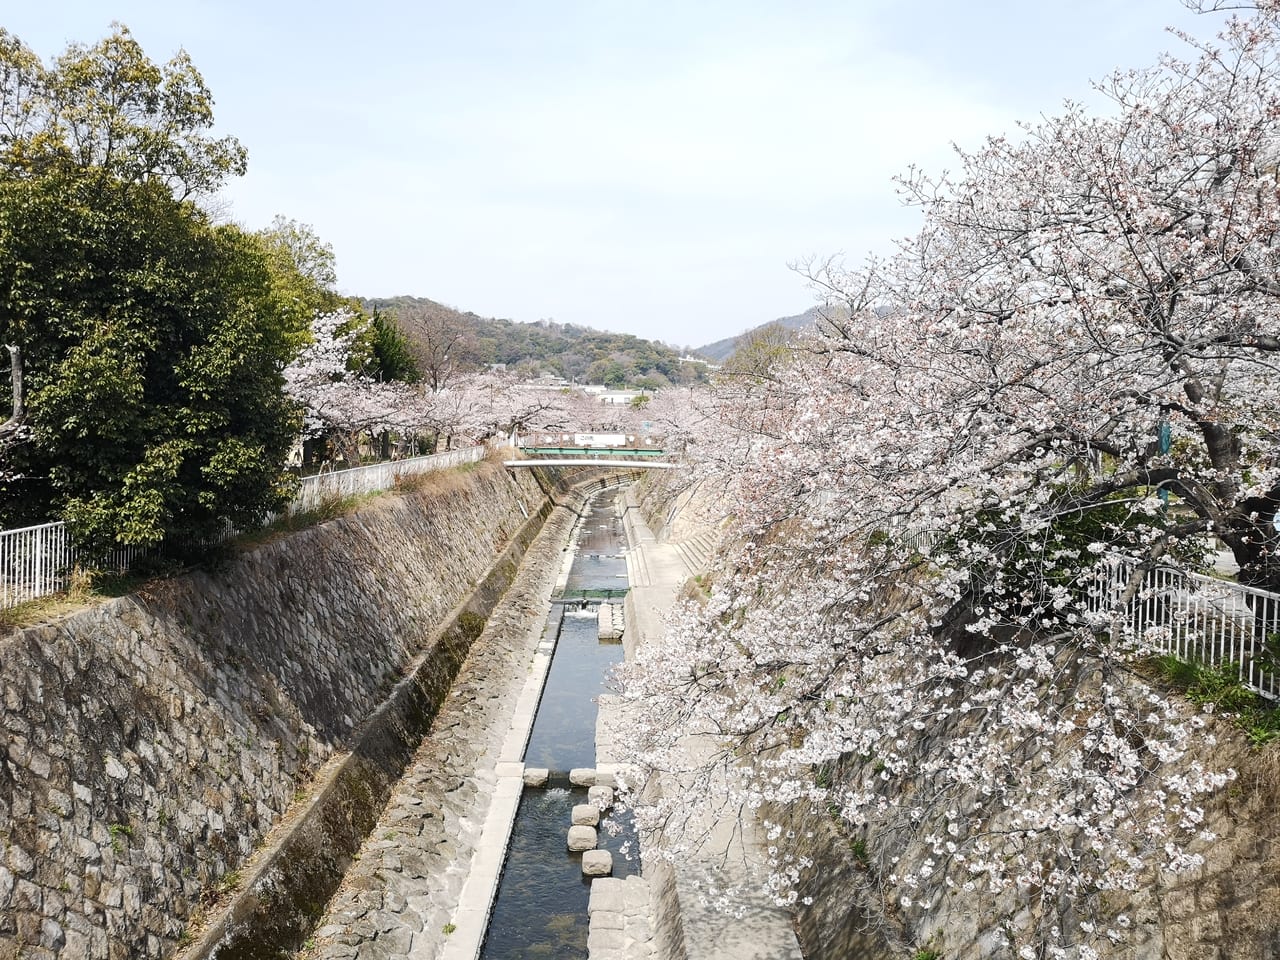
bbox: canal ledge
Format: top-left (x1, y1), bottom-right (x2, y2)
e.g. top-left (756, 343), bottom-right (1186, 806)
top-left (589, 485), bottom-right (805, 960)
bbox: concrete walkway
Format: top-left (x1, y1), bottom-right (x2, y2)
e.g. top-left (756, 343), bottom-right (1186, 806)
top-left (593, 489), bottom-right (804, 960)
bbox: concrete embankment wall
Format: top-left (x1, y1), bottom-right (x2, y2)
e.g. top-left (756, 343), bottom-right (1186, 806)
top-left (0, 460), bottom-right (599, 960)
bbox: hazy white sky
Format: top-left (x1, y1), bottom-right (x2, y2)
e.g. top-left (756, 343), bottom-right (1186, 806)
top-left (6, 1), bottom-right (1230, 347)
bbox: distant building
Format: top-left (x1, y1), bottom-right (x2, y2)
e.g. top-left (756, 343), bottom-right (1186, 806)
top-left (576, 384), bottom-right (643, 404)
top-left (598, 390), bottom-right (641, 405)
top-left (519, 377), bottom-right (571, 390)
top-left (519, 432), bottom-right (653, 448)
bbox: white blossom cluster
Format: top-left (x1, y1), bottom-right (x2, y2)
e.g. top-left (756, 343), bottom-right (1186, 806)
top-left (282, 310), bottom-right (584, 455)
top-left (613, 6), bottom-right (1280, 955)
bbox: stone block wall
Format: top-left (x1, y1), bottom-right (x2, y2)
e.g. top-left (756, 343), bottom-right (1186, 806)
top-left (0, 461), bottom-right (552, 959)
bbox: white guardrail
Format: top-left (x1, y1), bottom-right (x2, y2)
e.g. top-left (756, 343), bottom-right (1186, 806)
top-left (911, 527), bottom-right (1280, 701)
top-left (906, 527), bottom-right (1280, 698)
top-left (1084, 556), bottom-right (1280, 699)
top-left (290, 445), bottom-right (486, 514)
top-left (0, 445), bottom-right (490, 610)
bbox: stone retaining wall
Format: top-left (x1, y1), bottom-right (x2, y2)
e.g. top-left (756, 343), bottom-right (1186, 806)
top-left (0, 461), bottom-right (584, 960)
top-left (775, 660), bottom-right (1280, 960)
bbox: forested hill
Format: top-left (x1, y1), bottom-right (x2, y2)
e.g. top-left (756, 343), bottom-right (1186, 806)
top-left (695, 306), bottom-right (824, 362)
top-left (363, 295), bottom-right (708, 388)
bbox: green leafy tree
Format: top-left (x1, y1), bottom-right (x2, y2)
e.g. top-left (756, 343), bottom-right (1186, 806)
top-left (602, 361), bottom-right (628, 388)
top-left (255, 215), bottom-right (352, 342)
top-left (364, 308), bottom-right (419, 382)
top-left (0, 27), bottom-right (303, 557)
top-left (0, 24), bottom-right (246, 197)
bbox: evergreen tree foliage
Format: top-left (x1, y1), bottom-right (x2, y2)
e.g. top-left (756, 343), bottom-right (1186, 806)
top-left (0, 26), bottom-right (304, 557)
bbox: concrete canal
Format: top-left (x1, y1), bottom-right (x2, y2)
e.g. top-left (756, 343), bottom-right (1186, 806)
top-left (480, 489), bottom-right (639, 958)
top-left (291, 482), bottom-right (638, 960)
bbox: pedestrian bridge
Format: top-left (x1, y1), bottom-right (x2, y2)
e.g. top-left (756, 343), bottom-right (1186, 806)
top-left (505, 446), bottom-right (680, 470)
top-left (504, 458), bottom-right (679, 470)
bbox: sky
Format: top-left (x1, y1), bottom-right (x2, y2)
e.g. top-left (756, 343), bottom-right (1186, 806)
top-left (5, 1), bottom-right (1233, 348)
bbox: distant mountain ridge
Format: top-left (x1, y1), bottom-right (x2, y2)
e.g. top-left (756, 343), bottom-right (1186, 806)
top-left (362, 295), bottom-right (708, 388)
top-left (695, 306), bottom-right (824, 363)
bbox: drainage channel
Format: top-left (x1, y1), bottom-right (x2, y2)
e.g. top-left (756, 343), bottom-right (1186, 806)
top-left (476, 488), bottom-right (638, 959)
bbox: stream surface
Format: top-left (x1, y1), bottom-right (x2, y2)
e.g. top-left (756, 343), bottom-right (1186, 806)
top-left (479, 490), bottom-right (639, 960)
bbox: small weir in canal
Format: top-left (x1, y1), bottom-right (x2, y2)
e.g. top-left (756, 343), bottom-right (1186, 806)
top-left (479, 488), bottom-right (640, 959)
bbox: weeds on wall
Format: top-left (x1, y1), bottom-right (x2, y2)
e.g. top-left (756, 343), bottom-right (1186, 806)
top-left (1147, 654), bottom-right (1280, 746)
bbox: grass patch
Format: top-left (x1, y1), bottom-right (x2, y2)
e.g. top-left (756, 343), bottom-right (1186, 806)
top-left (0, 563), bottom-right (144, 634)
top-left (1148, 654), bottom-right (1280, 745)
top-left (263, 494), bottom-right (371, 537)
top-left (87, 567), bottom-right (161, 597)
top-left (0, 590), bottom-right (97, 634)
top-left (393, 466), bottom-right (473, 496)
top-left (226, 490), bottom-right (387, 552)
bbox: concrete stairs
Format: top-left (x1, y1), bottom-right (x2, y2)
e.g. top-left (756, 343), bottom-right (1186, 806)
top-left (673, 530), bottom-right (719, 577)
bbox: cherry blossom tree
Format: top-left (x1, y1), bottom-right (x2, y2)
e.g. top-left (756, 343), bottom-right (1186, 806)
top-left (284, 314), bottom-right (581, 460)
top-left (465, 373), bottom-right (575, 438)
top-left (615, 5), bottom-right (1278, 956)
top-left (640, 385), bottom-right (709, 450)
top-left (284, 310), bottom-right (411, 461)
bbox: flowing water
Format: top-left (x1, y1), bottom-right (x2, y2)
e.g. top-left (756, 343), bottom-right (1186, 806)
top-left (478, 490), bottom-right (640, 959)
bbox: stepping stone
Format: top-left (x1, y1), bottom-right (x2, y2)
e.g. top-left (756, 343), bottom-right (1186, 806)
top-left (572, 803), bottom-right (600, 826)
top-left (567, 825), bottom-right (597, 851)
top-left (598, 602), bottom-right (625, 641)
top-left (582, 849), bottom-right (613, 876)
top-left (569, 767), bottom-right (596, 786)
top-left (522, 768), bottom-right (549, 787)
top-left (589, 785), bottom-right (614, 807)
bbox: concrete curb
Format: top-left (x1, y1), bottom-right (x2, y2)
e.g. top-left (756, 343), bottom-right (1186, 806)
top-left (435, 581), bottom-right (572, 960)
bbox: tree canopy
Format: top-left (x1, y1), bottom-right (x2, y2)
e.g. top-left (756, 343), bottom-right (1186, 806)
top-left (254, 215), bottom-right (353, 345)
top-left (0, 24), bottom-right (246, 197)
top-left (0, 27), bottom-right (304, 556)
top-left (616, 4), bottom-right (1277, 956)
